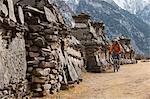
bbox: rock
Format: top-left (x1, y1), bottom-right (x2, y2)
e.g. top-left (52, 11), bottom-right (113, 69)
top-left (39, 22), bottom-right (53, 28)
top-left (34, 88), bottom-right (42, 92)
top-left (36, 0), bottom-right (45, 10)
top-left (3, 90), bottom-right (8, 95)
top-left (41, 50), bottom-right (54, 58)
top-left (29, 25), bottom-right (44, 32)
top-left (42, 84), bottom-right (51, 90)
top-left (2, 36), bottom-right (11, 39)
top-left (29, 52), bottom-right (40, 57)
top-left (18, 6), bottom-right (24, 25)
top-left (51, 69), bottom-right (58, 74)
top-left (50, 80), bottom-right (57, 84)
top-left (27, 67), bottom-right (33, 73)
top-left (58, 75), bottom-right (63, 82)
top-left (41, 48), bottom-right (51, 52)
top-left (44, 28), bottom-right (54, 35)
top-left (35, 57), bottom-right (45, 61)
top-left (54, 31), bottom-right (59, 35)
top-left (32, 65), bottom-right (39, 68)
top-left (28, 33), bottom-right (39, 40)
top-left (49, 74), bottom-right (55, 80)
top-left (25, 12), bottom-right (40, 25)
top-left (29, 46), bottom-right (39, 52)
top-left (7, 0), bottom-right (17, 22)
top-left (27, 60), bottom-right (39, 65)
top-left (55, 7), bottom-right (65, 24)
top-left (0, 91), bottom-right (3, 97)
top-left (32, 91), bottom-right (43, 97)
top-left (32, 76), bottom-right (47, 84)
top-left (39, 61), bottom-right (57, 68)
top-left (32, 68), bottom-right (50, 77)
top-left (42, 90), bottom-right (50, 96)
top-left (0, 3), bottom-right (8, 17)
top-left (16, 0), bottom-right (36, 7)
top-left (26, 40), bottom-right (33, 46)
top-left (33, 37), bottom-right (46, 47)
top-left (25, 5), bottom-right (44, 14)
top-left (45, 34), bottom-right (58, 42)
top-left (50, 42), bottom-right (59, 50)
top-left (50, 89), bottom-right (57, 94)
top-left (44, 6), bottom-right (57, 23)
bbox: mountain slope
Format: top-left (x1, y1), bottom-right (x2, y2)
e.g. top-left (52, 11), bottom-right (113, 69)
top-left (137, 4), bottom-right (150, 26)
top-left (63, 0), bottom-right (80, 12)
top-left (113, 0), bottom-right (150, 14)
top-left (113, 0), bottom-right (150, 26)
top-left (48, 0), bottom-right (75, 26)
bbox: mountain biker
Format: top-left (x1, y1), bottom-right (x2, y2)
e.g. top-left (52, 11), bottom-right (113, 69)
top-left (109, 39), bottom-right (122, 72)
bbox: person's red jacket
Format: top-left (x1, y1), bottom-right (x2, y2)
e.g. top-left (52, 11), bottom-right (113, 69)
top-left (109, 43), bottom-right (122, 54)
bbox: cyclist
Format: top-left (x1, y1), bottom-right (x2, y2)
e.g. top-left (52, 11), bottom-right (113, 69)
top-left (109, 39), bottom-right (122, 72)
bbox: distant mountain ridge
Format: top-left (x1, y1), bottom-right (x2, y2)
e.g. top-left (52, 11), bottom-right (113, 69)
top-left (113, 0), bottom-right (150, 27)
top-left (113, 0), bottom-right (150, 14)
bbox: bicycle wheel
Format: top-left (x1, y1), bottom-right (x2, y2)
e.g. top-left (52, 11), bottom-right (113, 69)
top-left (113, 59), bottom-right (117, 72)
top-left (116, 60), bottom-right (120, 72)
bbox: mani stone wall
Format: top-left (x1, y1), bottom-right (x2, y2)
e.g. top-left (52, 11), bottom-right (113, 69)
top-left (117, 36), bottom-right (137, 64)
top-left (59, 35), bottom-right (84, 88)
top-left (91, 22), bottom-right (110, 71)
top-left (22, 3), bottom-right (66, 97)
top-left (0, 0), bottom-right (28, 98)
top-left (0, 0), bottom-right (84, 97)
top-left (71, 13), bottom-right (100, 72)
top-left (19, 0), bottom-right (84, 97)
top-left (71, 13), bottom-right (110, 72)
top-left (0, 29), bottom-right (27, 98)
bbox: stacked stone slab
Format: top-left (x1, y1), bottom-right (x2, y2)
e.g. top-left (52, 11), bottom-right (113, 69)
top-left (117, 36), bottom-right (137, 64)
top-left (25, 21), bottom-right (61, 96)
top-left (71, 13), bottom-right (110, 72)
top-left (21, 2), bottom-right (65, 97)
top-left (91, 21), bottom-right (110, 71)
top-left (0, 0), bottom-right (29, 98)
top-left (15, 0), bottom-right (84, 97)
top-left (0, 0), bottom-right (84, 98)
top-left (58, 34), bottom-right (84, 88)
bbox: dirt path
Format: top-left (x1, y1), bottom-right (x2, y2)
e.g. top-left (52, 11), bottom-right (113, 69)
top-left (50, 61), bottom-right (150, 99)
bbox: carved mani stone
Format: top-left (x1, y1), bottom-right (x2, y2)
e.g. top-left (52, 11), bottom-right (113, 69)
top-left (18, 6), bottom-right (24, 24)
top-left (7, 0), bottom-right (17, 22)
top-left (44, 6), bottom-right (56, 23)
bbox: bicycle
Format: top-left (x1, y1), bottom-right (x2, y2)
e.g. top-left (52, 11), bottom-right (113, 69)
top-left (112, 54), bottom-right (120, 72)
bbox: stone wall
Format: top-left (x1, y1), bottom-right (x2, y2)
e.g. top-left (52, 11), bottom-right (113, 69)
top-left (0, 0), bottom-right (84, 97)
top-left (117, 36), bottom-right (137, 64)
top-left (72, 13), bottom-right (110, 72)
top-left (0, 0), bottom-right (29, 98)
top-left (17, 0), bottom-right (84, 97)
top-left (0, 28), bottom-right (27, 98)
top-left (59, 35), bottom-right (84, 87)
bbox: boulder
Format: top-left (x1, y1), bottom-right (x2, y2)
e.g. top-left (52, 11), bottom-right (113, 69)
top-left (33, 37), bottom-right (46, 47)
